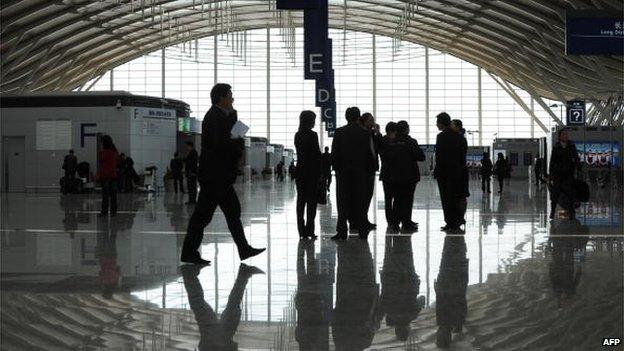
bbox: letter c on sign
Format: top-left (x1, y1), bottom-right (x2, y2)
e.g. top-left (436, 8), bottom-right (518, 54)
top-left (323, 108), bottom-right (332, 119)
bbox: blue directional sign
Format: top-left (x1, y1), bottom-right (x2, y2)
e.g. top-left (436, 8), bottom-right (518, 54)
top-left (566, 100), bottom-right (586, 126)
top-left (566, 10), bottom-right (624, 55)
top-left (277, 0), bottom-right (336, 133)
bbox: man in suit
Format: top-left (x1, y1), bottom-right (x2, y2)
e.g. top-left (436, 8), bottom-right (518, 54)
top-left (360, 112), bottom-right (381, 230)
top-left (185, 141), bottom-right (199, 204)
top-left (62, 149), bottom-right (78, 194)
top-left (379, 122), bottom-right (399, 230)
top-left (331, 107), bottom-right (374, 240)
top-left (395, 120), bottom-right (426, 232)
top-left (170, 152), bottom-right (185, 194)
top-left (434, 112), bottom-right (464, 233)
top-left (181, 83), bottom-right (265, 265)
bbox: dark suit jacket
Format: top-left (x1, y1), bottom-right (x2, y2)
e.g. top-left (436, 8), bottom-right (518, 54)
top-left (198, 105), bottom-right (244, 185)
top-left (379, 135), bottom-right (425, 183)
top-left (434, 129), bottom-right (463, 182)
top-left (481, 158), bottom-right (493, 177)
top-left (170, 158), bottom-right (184, 176)
top-left (550, 142), bottom-right (580, 180)
top-left (331, 122), bottom-right (373, 174)
top-left (294, 129), bottom-right (322, 179)
top-left (63, 154), bottom-right (78, 172)
top-left (185, 149), bottom-right (199, 175)
top-left (321, 152), bottom-right (332, 174)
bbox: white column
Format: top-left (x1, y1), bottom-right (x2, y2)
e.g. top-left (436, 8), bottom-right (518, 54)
top-left (372, 34), bottom-right (377, 118)
top-left (161, 48), bottom-right (166, 98)
top-left (214, 35), bottom-right (218, 85)
top-left (110, 68), bottom-right (114, 91)
top-left (267, 28), bottom-right (271, 142)
top-left (478, 67), bottom-right (482, 145)
top-left (530, 97), bottom-right (535, 138)
top-left (425, 47), bottom-right (430, 144)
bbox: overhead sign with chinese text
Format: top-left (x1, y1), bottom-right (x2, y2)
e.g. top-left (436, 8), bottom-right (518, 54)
top-left (566, 10), bottom-right (624, 55)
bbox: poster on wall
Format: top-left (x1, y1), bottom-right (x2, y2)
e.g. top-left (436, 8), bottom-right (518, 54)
top-left (575, 142), bottom-right (620, 167)
top-left (36, 120), bottom-right (71, 150)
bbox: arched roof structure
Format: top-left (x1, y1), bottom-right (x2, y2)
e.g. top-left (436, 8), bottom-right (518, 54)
top-left (1, 0), bottom-right (622, 102)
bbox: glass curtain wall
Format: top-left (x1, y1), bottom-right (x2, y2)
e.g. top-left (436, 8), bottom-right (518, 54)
top-left (88, 28), bottom-right (555, 149)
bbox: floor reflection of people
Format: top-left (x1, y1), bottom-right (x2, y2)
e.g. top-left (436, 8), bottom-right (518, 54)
top-left (480, 194), bottom-right (492, 234)
top-left (435, 236), bottom-right (468, 349)
top-left (332, 240), bottom-right (379, 350)
top-left (164, 193), bottom-right (189, 250)
top-left (181, 263), bottom-right (264, 351)
top-left (60, 194), bottom-right (91, 238)
top-left (377, 236), bottom-right (424, 341)
top-left (495, 194), bottom-right (507, 234)
top-left (548, 219), bottom-right (589, 308)
top-left (96, 216), bottom-right (120, 299)
top-left (296, 240), bottom-right (331, 350)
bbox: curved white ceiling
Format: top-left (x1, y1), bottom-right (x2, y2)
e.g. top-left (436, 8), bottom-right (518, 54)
top-left (1, 0), bottom-right (622, 101)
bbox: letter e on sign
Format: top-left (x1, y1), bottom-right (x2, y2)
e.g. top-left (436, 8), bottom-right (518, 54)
top-left (309, 54), bottom-right (323, 73)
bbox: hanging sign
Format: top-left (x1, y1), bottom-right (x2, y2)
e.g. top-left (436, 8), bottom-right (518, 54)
top-left (566, 100), bottom-right (586, 126)
top-left (277, 0), bottom-right (336, 134)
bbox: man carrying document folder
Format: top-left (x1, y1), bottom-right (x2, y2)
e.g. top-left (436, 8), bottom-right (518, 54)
top-left (181, 83), bottom-right (265, 265)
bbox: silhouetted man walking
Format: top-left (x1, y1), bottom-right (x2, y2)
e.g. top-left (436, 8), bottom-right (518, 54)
top-left (181, 84), bottom-right (265, 265)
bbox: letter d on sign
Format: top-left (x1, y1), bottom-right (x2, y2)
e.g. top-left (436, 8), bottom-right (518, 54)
top-left (318, 89), bottom-right (329, 102)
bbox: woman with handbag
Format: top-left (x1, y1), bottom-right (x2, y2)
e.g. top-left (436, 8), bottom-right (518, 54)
top-left (97, 135), bottom-right (119, 216)
top-left (294, 111), bottom-right (322, 239)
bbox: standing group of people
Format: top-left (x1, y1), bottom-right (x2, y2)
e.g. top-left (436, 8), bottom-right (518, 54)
top-left (477, 151), bottom-right (510, 194)
top-left (292, 106), bottom-right (429, 240)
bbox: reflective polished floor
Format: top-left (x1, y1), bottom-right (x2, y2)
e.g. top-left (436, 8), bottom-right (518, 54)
top-left (1, 177), bottom-right (623, 350)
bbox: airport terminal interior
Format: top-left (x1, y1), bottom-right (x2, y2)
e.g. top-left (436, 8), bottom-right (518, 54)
top-left (1, 1), bottom-right (623, 350)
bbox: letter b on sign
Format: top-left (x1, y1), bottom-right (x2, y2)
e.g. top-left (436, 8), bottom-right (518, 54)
top-left (603, 338), bottom-right (621, 346)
